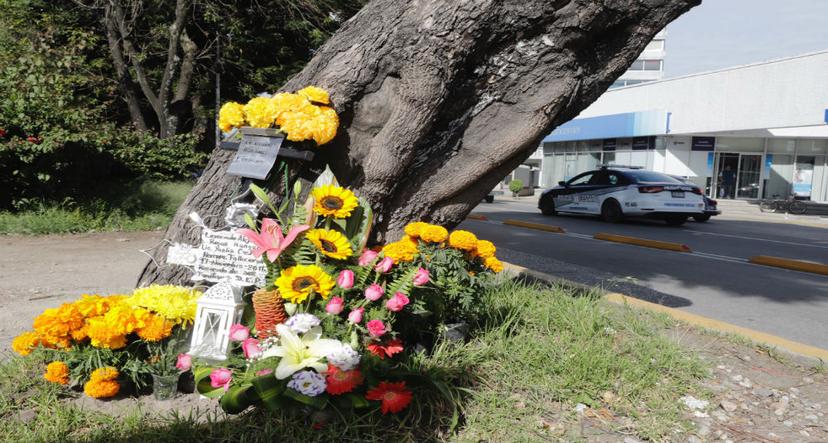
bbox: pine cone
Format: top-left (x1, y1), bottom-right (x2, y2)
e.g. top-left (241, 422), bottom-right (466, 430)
top-left (252, 289), bottom-right (287, 339)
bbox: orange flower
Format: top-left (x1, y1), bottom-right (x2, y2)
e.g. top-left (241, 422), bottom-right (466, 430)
top-left (90, 366), bottom-right (119, 382)
top-left (83, 379), bottom-right (120, 398)
top-left (136, 314), bottom-right (173, 342)
top-left (11, 331), bottom-right (41, 356)
top-left (420, 225), bottom-right (448, 243)
top-left (43, 361), bottom-right (70, 385)
top-left (448, 230), bottom-right (477, 252)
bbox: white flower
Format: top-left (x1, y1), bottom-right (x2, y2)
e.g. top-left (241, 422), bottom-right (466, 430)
top-left (287, 370), bottom-right (326, 397)
top-left (285, 313), bottom-right (321, 334)
top-left (326, 343), bottom-right (360, 371)
top-left (259, 324), bottom-right (341, 379)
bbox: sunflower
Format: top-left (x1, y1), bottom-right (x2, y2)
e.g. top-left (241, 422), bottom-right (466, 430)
top-left (311, 185), bottom-right (359, 218)
top-left (276, 264), bottom-right (335, 304)
top-left (306, 229), bottom-right (353, 260)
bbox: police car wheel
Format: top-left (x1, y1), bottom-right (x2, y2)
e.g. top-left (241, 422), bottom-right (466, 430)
top-left (600, 199), bottom-right (623, 223)
top-left (540, 200), bottom-right (557, 216)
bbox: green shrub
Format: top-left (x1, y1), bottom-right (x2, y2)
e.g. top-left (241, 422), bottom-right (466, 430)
top-left (508, 179), bottom-right (524, 195)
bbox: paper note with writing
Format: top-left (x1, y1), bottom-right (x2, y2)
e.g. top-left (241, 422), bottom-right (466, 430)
top-left (192, 229), bottom-right (267, 286)
top-left (166, 242), bottom-right (203, 266)
top-left (226, 134), bottom-right (282, 179)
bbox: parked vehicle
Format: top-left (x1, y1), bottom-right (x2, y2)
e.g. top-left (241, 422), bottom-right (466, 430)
top-left (670, 176), bottom-right (721, 222)
top-left (538, 166), bottom-right (706, 226)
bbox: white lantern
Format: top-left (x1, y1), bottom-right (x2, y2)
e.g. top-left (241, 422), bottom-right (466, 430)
top-left (188, 280), bottom-right (245, 361)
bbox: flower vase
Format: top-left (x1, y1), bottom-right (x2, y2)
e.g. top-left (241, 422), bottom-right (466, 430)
top-left (152, 373), bottom-right (179, 400)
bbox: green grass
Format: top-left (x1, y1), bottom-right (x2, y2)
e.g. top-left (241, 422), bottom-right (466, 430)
top-left (0, 181), bottom-right (192, 235)
top-left (0, 280), bottom-right (708, 442)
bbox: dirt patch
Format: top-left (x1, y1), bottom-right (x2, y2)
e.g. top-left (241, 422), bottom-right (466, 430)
top-left (0, 231), bottom-right (162, 351)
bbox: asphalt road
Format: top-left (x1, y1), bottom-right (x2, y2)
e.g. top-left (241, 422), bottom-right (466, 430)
top-left (461, 198), bottom-right (828, 349)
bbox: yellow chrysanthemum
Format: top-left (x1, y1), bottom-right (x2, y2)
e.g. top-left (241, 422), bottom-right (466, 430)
top-left (448, 230), bottom-right (478, 252)
top-left (475, 240), bottom-right (497, 259)
top-left (484, 256), bottom-right (504, 273)
top-left (382, 240), bottom-right (419, 263)
top-left (11, 331), bottom-right (41, 356)
top-left (404, 222), bottom-right (429, 239)
top-left (90, 366), bottom-right (119, 382)
top-left (311, 185), bottom-right (359, 218)
top-left (278, 109), bottom-right (314, 142)
top-left (297, 86), bottom-right (331, 105)
top-left (244, 96), bottom-right (278, 128)
top-left (136, 314), bottom-right (173, 342)
top-left (127, 285), bottom-right (201, 325)
top-left (86, 317), bottom-right (128, 350)
top-left (102, 304), bottom-right (149, 336)
top-left (420, 224), bottom-right (449, 243)
top-left (308, 106), bottom-right (339, 145)
top-left (44, 361), bottom-right (70, 385)
top-left (84, 379), bottom-right (120, 399)
top-left (306, 229), bottom-right (353, 260)
top-left (218, 101), bottom-right (246, 132)
top-left (276, 264), bottom-right (335, 304)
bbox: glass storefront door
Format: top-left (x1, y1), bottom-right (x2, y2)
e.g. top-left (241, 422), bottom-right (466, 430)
top-left (737, 154), bottom-right (762, 199)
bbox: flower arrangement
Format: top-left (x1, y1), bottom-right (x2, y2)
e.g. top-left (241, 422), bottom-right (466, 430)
top-left (218, 86), bottom-right (339, 145)
top-left (188, 181), bottom-right (503, 417)
top-left (11, 285), bottom-right (202, 398)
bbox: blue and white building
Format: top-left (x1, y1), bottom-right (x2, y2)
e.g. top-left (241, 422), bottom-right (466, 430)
top-left (538, 50), bottom-right (828, 202)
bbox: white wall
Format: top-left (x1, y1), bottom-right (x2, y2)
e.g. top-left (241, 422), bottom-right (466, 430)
top-left (581, 51), bottom-right (828, 134)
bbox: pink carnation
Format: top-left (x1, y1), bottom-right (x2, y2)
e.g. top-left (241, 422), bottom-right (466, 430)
top-left (386, 292), bottom-right (410, 312)
top-left (366, 319), bottom-right (386, 337)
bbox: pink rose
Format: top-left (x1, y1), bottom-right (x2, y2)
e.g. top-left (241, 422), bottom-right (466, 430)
top-left (366, 319), bottom-right (386, 337)
top-left (358, 249), bottom-right (378, 266)
top-left (375, 256), bottom-right (394, 273)
top-left (242, 338), bottom-right (261, 359)
top-left (348, 307), bottom-right (364, 324)
top-left (337, 270), bottom-right (355, 289)
top-left (326, 296), bottom-right (345, 315)
top-left (255, 368), bottom-right (274, 377)
top-left (386, 292), bottom-right (410, 312)
top-left (364, 283), bottom-right (384, 302)
top-left (209, 368), bottom-right (232, 390)
top-left (175, 353), bottom-right (192, 372)
top-left (228, 324), bottom-right (249, 342)
top-left (413, 268), bottom-right (430, 286)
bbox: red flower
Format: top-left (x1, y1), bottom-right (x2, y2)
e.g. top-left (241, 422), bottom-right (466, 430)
top-left (0, 128), bottom-right (7, 137)
top-left (365, 381), bottom-right (413, 414)
top-left (325, 364), bottom-right (364, 395)
top-left (367, 338), bottom-right (404, 359)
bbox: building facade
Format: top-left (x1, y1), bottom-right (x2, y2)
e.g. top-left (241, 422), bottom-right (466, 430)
top-left (610, 30), bottom-right (666, 89)
top-left (539, 51), bottom-right (828, 203)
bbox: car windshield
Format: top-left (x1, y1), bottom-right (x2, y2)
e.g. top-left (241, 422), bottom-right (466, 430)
top-left (624, 170), bottom-right (683, 184)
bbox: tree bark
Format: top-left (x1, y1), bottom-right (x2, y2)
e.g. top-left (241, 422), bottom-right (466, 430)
top-left (138, 0), bottom-right (699, 286)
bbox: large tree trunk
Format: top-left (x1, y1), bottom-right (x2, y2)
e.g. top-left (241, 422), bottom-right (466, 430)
top-left (138, 0), bottom-right (699, 286)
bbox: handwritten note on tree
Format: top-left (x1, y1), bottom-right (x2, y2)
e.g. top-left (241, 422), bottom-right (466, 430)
top-left (191, 229), bottom-right (267, 286)
top-left (226, 134), bottom-right (282, 179)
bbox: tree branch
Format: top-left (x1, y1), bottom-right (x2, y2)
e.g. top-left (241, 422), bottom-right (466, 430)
top-left (109, 0), bottom-right (160, 114)
top-left (102, 3), bottom-right (148, 131)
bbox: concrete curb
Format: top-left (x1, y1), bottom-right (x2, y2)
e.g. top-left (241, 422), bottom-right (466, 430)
top-left (593, 232), bottom-right (691, 252)
top-left (503, 219), bottom-right (566, 233)
top-left (502, 262), bottom-right (828, 361)
top-left (466, 213), bottom-right (489, 221)
top-left (749, 255), bottom-right (828, 276)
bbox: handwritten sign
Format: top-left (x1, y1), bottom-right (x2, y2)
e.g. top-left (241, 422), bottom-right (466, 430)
top-left (191, 229), bottom-right (267, 286)
top-left (226, 134), bottom-right (282, 179)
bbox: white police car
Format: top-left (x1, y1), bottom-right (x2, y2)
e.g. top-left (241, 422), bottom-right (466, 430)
top-left (538, 166), bottom-right (706, 226)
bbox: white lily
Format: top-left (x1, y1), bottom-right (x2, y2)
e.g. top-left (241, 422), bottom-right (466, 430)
top-left (260, 324), bottom-right (342, 379)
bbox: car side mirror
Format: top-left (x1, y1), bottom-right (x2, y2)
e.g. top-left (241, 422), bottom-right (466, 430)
top-left (558, 181), bottom-right (567, 187)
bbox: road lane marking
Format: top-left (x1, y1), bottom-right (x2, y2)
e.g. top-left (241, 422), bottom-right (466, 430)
top-left (683, 230), bottom-right (828, 249)
top-left (502, 261), bottom-right (828, 361)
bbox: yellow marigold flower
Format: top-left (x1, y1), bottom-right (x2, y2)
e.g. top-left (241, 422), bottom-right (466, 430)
top-left (276, 264), bottom-right (335, 304)
top-left (44, 361), bottom-right (70, 385)
top-left (244, 96), bottom-right (278, 128)
top-left (218, 101), bottom-right (246, 132)
top-left (448, 230), bottom-right (478, 252)
top-left (70, 323), bottom-right (89, 342)
top-left (420, 225), bottom-right (449, 243)
top-left (311, 185), bottom-right (359, 218)
top-left (382, 240), bottom-right (418, 263)
top-left (33, 308), bottom-right (72, 344)
top-left (309, 106), bottom-right (339, 145)
top-left (72, 294), bottom-right (115, 318)
top-left (404, 222), bottom-right (429, 239)
top-left (484, 256), bottom-right (504, 273)
top-left (475, 240), bottom-right (496, 259)
top-left (11, 331), bottom-right (41, 356)
top-left (136, 314), bottom-right (173, 342)
top-left (84, 379), bottom-right (120, 399)
top-left (101, 304), bottom-right (148, 336)
top-left (297, 86), bottom-right (331, 105)
top-left (127, 285), bottom-right (201, 325)
top-left (306, 229), bottom-right (353, 260)
top-left (90, 366), bottom-right (119, 382)
top-left (87, 317), bottom-right (127, 350)
top-left (401, 234), bottom-right (418, 248)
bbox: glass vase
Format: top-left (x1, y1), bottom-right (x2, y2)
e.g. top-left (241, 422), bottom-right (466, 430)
top-left (152, 373), bottom-right (179, 400)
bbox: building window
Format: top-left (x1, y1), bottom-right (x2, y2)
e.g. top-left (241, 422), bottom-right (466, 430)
top-left (628, 60), bottom-right (663, 71)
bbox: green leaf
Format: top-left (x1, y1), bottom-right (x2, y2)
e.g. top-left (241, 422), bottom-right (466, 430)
top-left (283, 388), bottom-right (328, 409)
top-left (345, 197), bottom-right (373, 252)
top-left (243, 213), bottom-right (257, 230)
top-left (251, 374), bottom-right (288, 412)
top-left (346, 393), bottom-right (370, 408)
top-left (219, 384), bottom-right (254, 414)
top-left (250, 183), bottom-right (278, 215)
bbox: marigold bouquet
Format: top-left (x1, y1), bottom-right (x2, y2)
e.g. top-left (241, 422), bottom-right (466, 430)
top-left (189, 181), bottom-right (503, 417)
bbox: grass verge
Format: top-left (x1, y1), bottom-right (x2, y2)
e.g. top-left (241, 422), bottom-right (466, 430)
top-left (0, 279), bottom-right (707, 442)
top-left (0, 181), bottom-right (192, 235)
